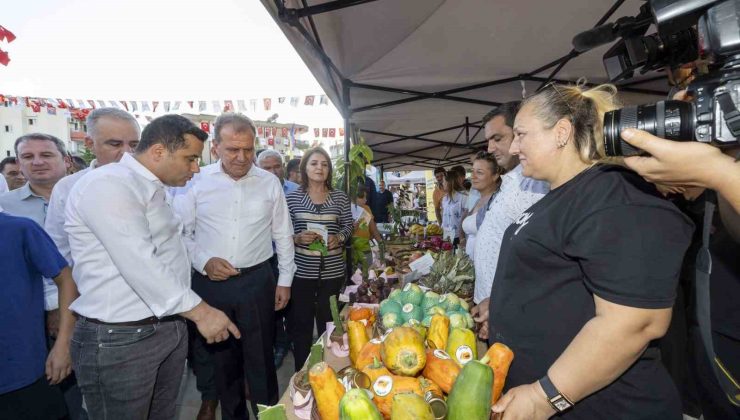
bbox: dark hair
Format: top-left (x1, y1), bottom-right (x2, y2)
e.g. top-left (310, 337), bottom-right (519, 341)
top-left (300, 147), bottom-right (333, 191)
top-left (286, 158), bottom-right (301, 174)
top-left (70, 156), bottom-right (88, 171)
top-left (450, 165), bottom-right (466, 180)
top-left (433, 166), bottom-right (446, 175)
top-left (481, 101), bottom-right (521, 128)
top-left (444, 171), bottom-right (465, 199)
top-left (213, 113), bottom-right (256, 144)
top-left (136, 114), bottom-right (208, 153)
top-left (15, 133), bottom-right (67, 157)
top-left (0, 157), bottom-right (17, 173)
top-left (473, 151), bottom-right (503, 187)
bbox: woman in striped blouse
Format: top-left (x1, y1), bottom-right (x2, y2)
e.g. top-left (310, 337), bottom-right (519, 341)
top-left (285, 147), bottom-right (353, 371)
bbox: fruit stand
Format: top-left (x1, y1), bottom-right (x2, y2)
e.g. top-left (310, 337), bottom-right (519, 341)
top-left (264, 226), bottom-right (514, 420)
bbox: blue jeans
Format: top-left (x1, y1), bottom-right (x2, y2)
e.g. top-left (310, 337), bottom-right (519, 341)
top-left (70, 317), bottom-right (188, 420)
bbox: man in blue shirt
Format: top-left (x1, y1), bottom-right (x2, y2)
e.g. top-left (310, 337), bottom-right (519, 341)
top-left (0, 206), bottom-right (79, 420)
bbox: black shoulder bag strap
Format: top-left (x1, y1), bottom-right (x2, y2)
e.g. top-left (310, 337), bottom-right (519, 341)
top-left (695, 191), bottom-right (740, 406)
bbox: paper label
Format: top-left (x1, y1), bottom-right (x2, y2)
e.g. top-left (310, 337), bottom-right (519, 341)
top-left (373, 376), bottom-right (393, 397)
top-left (409, 253), bottom-right (434, 275)
top-left (433, 349), bottom-right (451, 360)
top-left (306, 222), bottom-right (328, 244)
top-left (456, 346), bottom-right (474, 365)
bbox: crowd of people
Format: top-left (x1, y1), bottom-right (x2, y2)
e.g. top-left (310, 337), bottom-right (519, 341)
top-left (1, 80), bottom-right (738, 420)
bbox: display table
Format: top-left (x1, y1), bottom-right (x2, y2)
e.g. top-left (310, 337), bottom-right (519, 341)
top-left (276, 330), bottom-right (488, 419)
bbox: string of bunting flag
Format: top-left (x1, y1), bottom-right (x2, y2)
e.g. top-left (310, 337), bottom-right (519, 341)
top-left (0, 93), bottom-right (333, 118)
top-left (0, 93), bottom-right (347, 138)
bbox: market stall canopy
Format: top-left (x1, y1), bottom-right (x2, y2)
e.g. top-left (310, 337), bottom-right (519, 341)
top-left (261, 0), bottom-right (671, 171)
top-left (384, 170), bottom-right (427, 185)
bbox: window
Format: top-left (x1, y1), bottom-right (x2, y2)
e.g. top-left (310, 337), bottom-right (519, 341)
top-left (5, 150), bottom-right (9, 157)
top-left (4, 125), bottom-right (11, 133)
top-left (28, 118), bottom-right (36, 126)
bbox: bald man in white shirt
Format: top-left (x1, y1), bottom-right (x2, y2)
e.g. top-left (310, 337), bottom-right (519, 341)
top-left (174, 113), bottom-right (295, 420)
top-left (66, 115), bottom-right (240, 420)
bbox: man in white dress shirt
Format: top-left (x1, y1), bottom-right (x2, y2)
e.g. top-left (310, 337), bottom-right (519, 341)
top-left (65, 115), bottom-right (240, 420)
top-left (174, 113), bottom-right (296, 420)
top-left (471, 102), bottom-right (549, 340)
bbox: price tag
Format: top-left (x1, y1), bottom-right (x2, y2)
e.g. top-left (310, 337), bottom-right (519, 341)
top-left (409, 253), bottom-right (434, 275)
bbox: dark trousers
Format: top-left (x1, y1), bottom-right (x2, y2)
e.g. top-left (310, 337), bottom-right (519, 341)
top-left (192, 262), bottom-right (279, 420)
top-left (287, 275), bottom-right (343, 372)
top-left (269, 256), bottom-right (291, 353)
top-left (71, 317), bottom-right (188, 420)
top-left (0, 375), bottom-right (67, 420)
top-left (186, 319), bottom-right (218, 401)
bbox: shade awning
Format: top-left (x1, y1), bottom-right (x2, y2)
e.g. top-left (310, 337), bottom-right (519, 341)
top-left (261, 0), bottom-right (670, 170)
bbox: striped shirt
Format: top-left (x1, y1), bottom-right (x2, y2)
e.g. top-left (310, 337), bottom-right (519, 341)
top-left (286, 188), bottom-right (353, 280)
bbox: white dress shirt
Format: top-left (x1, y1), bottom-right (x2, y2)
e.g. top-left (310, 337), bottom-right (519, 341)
top-left (42, 162), bottom-right (97, 310)
top-left (172, 162), bottom-right (296, 287)
top-left (0, 175), bottom-right (7, 194)
top-left (65, 153), bottom-right (201, 322)
top-left (473, 164), bottom-right (549, 303)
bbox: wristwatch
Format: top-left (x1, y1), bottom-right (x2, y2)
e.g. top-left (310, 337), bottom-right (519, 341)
top-left (539, 375), bottom-right (574, 413)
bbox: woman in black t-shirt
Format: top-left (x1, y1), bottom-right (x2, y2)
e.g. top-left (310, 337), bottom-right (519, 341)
top-left (488, 83), bottom-right (693, 420)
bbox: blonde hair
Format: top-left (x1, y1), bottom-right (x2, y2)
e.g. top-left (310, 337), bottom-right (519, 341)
top-left (521, 81), bottom-right (621, 164)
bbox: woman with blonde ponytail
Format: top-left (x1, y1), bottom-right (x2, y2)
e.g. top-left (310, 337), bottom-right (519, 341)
top-left (487, 83), bottom-right (694, 420)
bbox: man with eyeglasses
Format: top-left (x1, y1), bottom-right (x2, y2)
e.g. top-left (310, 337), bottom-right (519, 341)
top-left (471, 101), bottom-right (550, 340)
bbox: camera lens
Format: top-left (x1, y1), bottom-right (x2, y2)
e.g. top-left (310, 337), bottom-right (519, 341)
top-left (603, 100), bottom-right (695, 157)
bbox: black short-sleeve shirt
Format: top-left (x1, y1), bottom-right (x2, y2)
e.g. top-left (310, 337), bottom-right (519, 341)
top-left (488, 165), bottom-right (693, 419)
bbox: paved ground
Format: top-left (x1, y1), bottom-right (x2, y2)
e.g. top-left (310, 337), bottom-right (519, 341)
top-left (175, 351), bottom-right (297, 420)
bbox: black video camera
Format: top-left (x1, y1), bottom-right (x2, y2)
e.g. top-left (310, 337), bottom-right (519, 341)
top-left (573, 0), bottom-right (740, 156)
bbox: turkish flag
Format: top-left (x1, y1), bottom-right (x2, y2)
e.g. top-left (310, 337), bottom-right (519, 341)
top-left (224, 100), bottom-right (234, 112)
top-left (314, 128), bottom-right (320, 137)
top-left (200, 122), bottom-right (210, 133)
top-left (0, 26), bottom-right (16, 43)
top-left (31, 102), bottom-right (41, 113)
top-left (329, 128), bottom-right (336, 137)
top-left (268, 137), bottom-right (274, 146)
top-left (56, 99), bottom-right (68, 109)
top-left (282, 127), bottom-right (288, 137)
top-left (322, 128), bottom-right (328, 137)
top-left (339, 128), bottom-right (345, 136)
top-left (257, 126), bottom-right (264, 136)
top-left (263, 98), bottom-right (271, 111)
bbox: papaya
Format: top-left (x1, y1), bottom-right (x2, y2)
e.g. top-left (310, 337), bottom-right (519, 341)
top-left (362, 357), bottom-right (392, 384)
top-left (348, 320), bottom-right (370, 366)
top-left (381, 327), bottom-right (426, 376)
top-left (426, 314), bottom-right (449, 350)
top-left (372, 375), bottom-right (423, 419)
top-left (446, 328), bottom-right (477, 365)
top-left (308, 362), bottom-right (345, 420)
top-left (483, 342), bottom-right (515, 403)
top-left (446, 358), bottom-right (493, 420)
top-left (349, 307), bottom-right (374, 322)
top-left (390, 392), bottom-right (434, 420)
top-left (339, 388), bottom-right (382, 420)
top-left (355, 339), bottom-right (382, 370)
top-left (421, 349), bottom-right (461, 394)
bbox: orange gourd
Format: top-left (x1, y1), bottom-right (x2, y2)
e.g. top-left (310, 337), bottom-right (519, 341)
top-left (348, 320), bottom-right (370, 366)
top-left (421, 349), bottom-right (461, 394)
top-left (355, 339), bottom-right (382, 370)
top-left (483, 342), bottom-right (515, 404)
top-left (371, 375), bottom-right (423, 419)
top-left (308, 362), bottom-right (345, 420)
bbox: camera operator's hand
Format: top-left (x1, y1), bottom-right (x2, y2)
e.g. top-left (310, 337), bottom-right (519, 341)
top-left (621, 128), bottom-right (740, 213)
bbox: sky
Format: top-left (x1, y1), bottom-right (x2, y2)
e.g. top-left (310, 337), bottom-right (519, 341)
top-left (0, 0), bottom-right (343, 127)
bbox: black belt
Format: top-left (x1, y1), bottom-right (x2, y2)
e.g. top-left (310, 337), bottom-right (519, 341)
top-left (83, 315), bottom-right (180, 327)
top-left (231, 260), bottom-right (269, 277)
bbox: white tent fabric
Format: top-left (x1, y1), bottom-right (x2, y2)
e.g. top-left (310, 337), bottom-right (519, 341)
top-left (261, 0), bottom-right (671, 170)
top-left (384, 170), bottom-right (427, 185)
